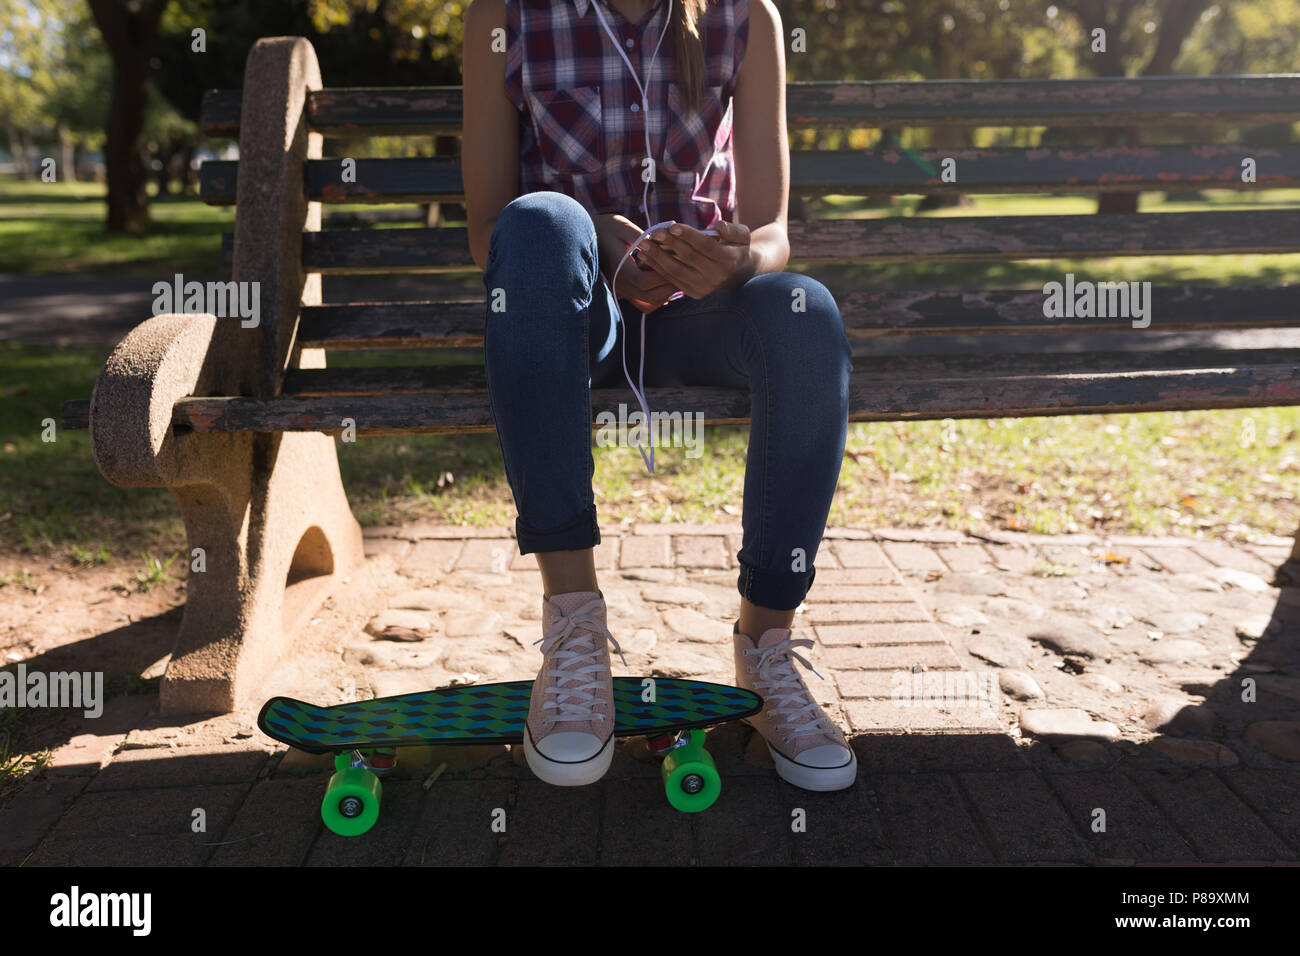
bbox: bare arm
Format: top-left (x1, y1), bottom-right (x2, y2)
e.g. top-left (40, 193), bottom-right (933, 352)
top-left (731, 0), bottom-right (791, 279)
top-left (462, 0), bottom-right (520, 271)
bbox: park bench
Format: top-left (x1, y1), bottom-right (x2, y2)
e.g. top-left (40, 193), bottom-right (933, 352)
top-left (60, 37), bottom-right (1300, 714)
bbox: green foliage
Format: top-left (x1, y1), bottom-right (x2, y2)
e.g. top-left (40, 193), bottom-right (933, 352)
top-left (1179, 0), bottom-right (1300, 74)
top-left (0, 0), bottom-right (111, 155)
top-left (783, 0), bottom-right (1071, 82)
top-left (780, 1), bottom-right (1300, 83)
top-left (132, 551), bottom-right (180, 592)
top-left (308, 0), bottom-right (468, 61)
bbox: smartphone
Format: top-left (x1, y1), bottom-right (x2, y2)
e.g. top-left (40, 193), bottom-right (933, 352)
top-left (632, 222), bottom-right (722, 267)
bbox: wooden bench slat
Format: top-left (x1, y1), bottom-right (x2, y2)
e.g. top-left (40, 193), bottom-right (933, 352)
top-left (63, 349), bottom-right (1300, 432)
top-left (296, 287), bottom-right (1300, 350)
top-left (789, 144), bottom-right (1300, 193)
top-left (167, 363), bottom-right (1300, 436)
top-left (782, 75), bottom-right (1300, 128)
top-left (781, 210), bottom-right (1300, 262)
top-left (857, 348), bottom-right (1300, 379)
top-left (57, 347), bottom-right (1300, 432)
top-left (283, 364), bottom-right (486, 395)
top-left (837, 286), bottom-right (1300, 336)
top-left (61, 398), bottom-right (89, 430)
top-left (200, 145), bottom-right (1300, 205)
top-left (299, 301), bottom-right (486, 348)
top-left (200, 76), bottom-right (1300, 137)
top-left (279, 349), bottom-right (1300, 398)
top-left (217, 210), bottom-right (1300, 273)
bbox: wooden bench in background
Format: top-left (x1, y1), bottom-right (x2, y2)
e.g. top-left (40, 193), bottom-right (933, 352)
top-left (61, 37), bottom-right (1300, 713)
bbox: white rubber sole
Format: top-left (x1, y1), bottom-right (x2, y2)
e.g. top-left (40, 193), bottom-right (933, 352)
top-left (768, 743), bottom-right (858, 792)
top-left (522, 728), bottom-right (616, 786)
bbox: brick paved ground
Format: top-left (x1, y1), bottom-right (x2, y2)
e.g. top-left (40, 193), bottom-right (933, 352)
top-left (4, 524), bottom-right (1299, 865)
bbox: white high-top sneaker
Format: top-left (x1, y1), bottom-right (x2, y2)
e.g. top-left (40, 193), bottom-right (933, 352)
top-left (522, 590), bottom-right (625, 786)
top-left (733, 621), bottom-right (857, 791)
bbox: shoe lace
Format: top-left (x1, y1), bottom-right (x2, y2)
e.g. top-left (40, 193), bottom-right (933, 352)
top-left (533, 597), bottom-right (627, 729)
top-left (746, 637), bottom-right (832, 740)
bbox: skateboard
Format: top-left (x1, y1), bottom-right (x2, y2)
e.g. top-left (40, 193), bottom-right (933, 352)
top-left (258, 678), bottom-right (763, 836)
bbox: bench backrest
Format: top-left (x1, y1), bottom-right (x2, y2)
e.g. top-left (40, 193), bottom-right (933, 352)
top-left (197, 74), bottom-right (1300, 356)
top-left (64, 62), bottom-right (1300, 437)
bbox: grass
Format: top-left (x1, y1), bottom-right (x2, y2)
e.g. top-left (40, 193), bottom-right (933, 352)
top-left (834, 411), bottom-right (1300, 539)
top-left (0, 567), bottom-right (36, 588)
top-left (0, 729), bottom-right (52, 802)
top-left (0, 342), bottom-right (183, 557)
top-left (327, 408), bottom-right (1300, 542)
top-left (0, 176), bottom-right (408, 277)
top-left (130, 551), bottom-right (182, 593)
top-left (0, 651), bottom-right (56, 802)
top-left (69, 543), bottom-right (112, 567)
top-left (0, 178), bottom-right (235, 277)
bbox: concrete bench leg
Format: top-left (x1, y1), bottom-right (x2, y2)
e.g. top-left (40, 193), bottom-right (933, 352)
top-left (89, 313), bottom-right (364, 713)
top-left (165, 430), bottom-right (362, 713)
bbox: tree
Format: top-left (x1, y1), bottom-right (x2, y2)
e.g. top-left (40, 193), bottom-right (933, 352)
top-left (1178, 0), bottom-right (1300, 75)
top-left (0, 0), bottom-right (108, 180)
top-left (87, 0), bottom-right (172, 233)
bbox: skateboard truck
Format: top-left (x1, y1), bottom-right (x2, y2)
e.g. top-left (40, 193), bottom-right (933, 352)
top-left (339, 747), bottom-right (398, 776)
top-left (645, 731), bottom-right (688, 758)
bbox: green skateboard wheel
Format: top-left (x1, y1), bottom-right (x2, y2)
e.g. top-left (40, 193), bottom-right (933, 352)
top-left (321, 767), bottom-right (382, 836)
top-left (660, 730), bottom-right (721, 812)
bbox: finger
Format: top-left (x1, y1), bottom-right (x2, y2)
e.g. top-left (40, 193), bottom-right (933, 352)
top-left (653, 223), bottom-right (732, 264)
top-left (614, 249), bottom-right (668, 286)
top-left (717, 220), bottom-right (750, 245)
top-left (634, 250), bottom-right (696, 299)
top-left (638, 241), bottom-right (712, 296)
top-left (617, 271), bottom-right (676, 307)
top-left (639, 237), bottom-right (708, 282)
top-left (622, 263), bottom-right (676, 297)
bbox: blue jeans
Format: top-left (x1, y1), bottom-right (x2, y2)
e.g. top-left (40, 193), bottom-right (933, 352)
top-left (482, 191), bottom-right (851, 611)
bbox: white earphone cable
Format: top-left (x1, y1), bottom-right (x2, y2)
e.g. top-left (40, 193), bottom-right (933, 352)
top-left (589, 0), bottom-right (675, 474)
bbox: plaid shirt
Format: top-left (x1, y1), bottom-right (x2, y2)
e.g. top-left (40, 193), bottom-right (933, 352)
top-left (505, 0), bottom-right (749, 232)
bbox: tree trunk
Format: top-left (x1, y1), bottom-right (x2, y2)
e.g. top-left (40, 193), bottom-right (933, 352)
top-left (59, 124), bottom-right (77, 182)
top-left (1056, 0), bottom-right (1211, 215)
top-left (179, 141), bottom-right (198, 195)
top-left (1093, 0), bottom-right (1211, 215)
top-left (88, 0), bottom-right (171, 234)
top-left (154, 136), bottom-right (175, 196)
top-left (917, 29), bottom-right (968, 211)
top-left (103, 54), bottom-right (153, 232)
top-left (18, 129), bottom-right (36, 180)
top-left (1096, 126), bottom-right (1139, 214)
top-left (435, 132), bottom-right (464, 225)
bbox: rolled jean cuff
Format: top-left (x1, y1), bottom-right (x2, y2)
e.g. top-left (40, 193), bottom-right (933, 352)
top-left (737, 562), bottom-right (816, 612)
top-left (515, 504), bottom-right (601, 556)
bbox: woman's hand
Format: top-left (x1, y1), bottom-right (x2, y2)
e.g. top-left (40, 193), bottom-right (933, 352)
top-left (593, 213), bottom-right (681, 313)
top-left (635, 220), bottom-right (755, 300)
